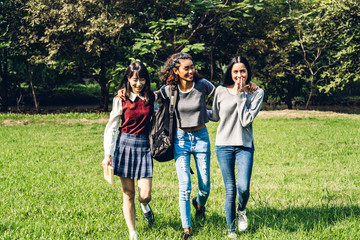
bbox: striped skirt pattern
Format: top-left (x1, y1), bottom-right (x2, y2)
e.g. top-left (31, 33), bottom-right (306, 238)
top-left (112, 132), bottom-right (153, 179)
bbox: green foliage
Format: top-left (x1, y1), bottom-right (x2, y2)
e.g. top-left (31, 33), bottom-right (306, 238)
top-left (1, 0), bottom-right (359, 112)
top-left (286, 0), bottom-right (360, 106)
top-left (130, 0), bottom-right (264, 84)
top-left (317, 0), bottom-right (360, 94)
top-left (252, 0), bottom-right (360, 109)
top-left (181, 43), bottom-right (205, 54)
top-left (21, 0), bottom-right (144, 111)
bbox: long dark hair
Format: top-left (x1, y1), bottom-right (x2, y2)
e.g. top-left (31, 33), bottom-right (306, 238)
top-left (160, 52), bottom-right (203, 85)
top-left (223, 56), bottom-right (252, 86)
top-left (120, 61), bottom-right (154, 105)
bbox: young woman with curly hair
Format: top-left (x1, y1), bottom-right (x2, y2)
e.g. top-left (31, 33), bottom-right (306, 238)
top-left (159, 52), bottom-right (215, 239)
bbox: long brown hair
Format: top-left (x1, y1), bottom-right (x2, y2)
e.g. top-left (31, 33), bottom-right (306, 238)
top-left (223, 56), bottom-right (252, 86)
top-left (120, 61), bottom-right (154, 105)
top-left (160, 52), bottom-right (203, 85)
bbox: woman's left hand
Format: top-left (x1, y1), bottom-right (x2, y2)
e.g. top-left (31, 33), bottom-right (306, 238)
top-left (244, 82), bottom-right (258, 94)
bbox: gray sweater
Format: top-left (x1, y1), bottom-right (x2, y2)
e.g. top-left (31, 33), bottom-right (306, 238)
top-left (210, 86), bottom-right (264, 147)
top-left (160, 79), bottom-right (215, 128)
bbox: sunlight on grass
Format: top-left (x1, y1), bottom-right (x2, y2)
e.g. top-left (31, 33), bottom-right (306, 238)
top-left (1, 112), bottom-right (359, 239)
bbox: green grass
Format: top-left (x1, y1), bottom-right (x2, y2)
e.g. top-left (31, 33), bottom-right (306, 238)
top-left (1, 112), bottom-right (359, 239)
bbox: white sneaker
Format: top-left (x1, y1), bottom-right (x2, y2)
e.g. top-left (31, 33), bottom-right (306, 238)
top-left (228, 231), bottom-right (237, 238)
top-left (237, 209), bottom-right (248, 232)
top-left (129, 231), bottom-right (138, 240)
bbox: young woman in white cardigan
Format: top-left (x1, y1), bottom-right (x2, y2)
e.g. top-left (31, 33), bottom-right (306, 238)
top-left (103, 62), bottom-right (156, 240)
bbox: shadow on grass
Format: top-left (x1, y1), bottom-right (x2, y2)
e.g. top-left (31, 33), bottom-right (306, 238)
top-left (144, 209), bottom-right (225, 237)
top-left (140, 205), bottom-right (359, 238)
top-left (188, 205), bottom-right (360, 234)
top-left (248, 205), bottom-right (359, 233)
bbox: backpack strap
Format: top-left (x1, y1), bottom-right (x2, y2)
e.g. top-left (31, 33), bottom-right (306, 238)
top-left (169, 85), bottom-right (177, 141)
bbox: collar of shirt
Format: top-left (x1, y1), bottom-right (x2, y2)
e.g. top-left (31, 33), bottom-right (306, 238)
top-left (129, 92), bottom-right (145, 102)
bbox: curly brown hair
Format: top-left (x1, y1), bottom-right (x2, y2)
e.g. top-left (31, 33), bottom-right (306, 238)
top-left (160, 52), bottom-right (203, 86)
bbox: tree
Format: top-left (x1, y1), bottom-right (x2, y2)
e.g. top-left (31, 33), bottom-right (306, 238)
top-left (249, 0), bottom-right (360, 109)
top-left (0, 0), bottom-right (24, 111)
top-left (286, 0), bottom-right (360, 108)
top-left (291, 8), bottom-right (338, 108)
top-left (25, 0), bottom-right (144, 111)
top-left (131, 0), bottom-right (263, 85)
top-left (317, 0), bottom-right (360, 95)
top-left (229, 0), bottom-right (306, 109)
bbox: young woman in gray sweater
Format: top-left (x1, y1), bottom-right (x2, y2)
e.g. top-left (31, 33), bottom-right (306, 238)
top-left (210, 56), bottom-right (264, 238)
top-left (160, 53), bottom-right (215, 240)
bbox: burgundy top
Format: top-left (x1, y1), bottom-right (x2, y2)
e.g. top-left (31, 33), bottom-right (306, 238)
top-left (120, 96), bottom-right (154, 135)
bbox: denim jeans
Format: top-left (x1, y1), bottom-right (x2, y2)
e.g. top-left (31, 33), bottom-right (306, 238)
top-left (216, 145), bottom-right (254, 232)
top-left (174, 128), bottom-right (211, 228)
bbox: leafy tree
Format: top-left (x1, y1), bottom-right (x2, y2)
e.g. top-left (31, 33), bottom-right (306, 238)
top-left (131, 0), bottom-right (263, 86)
top-left (228, 0), bottom-right (305, 109)
top-left (1, 0), bottom-right (63, 112)
top-left (317, 0), bottom-right (360, 95)
top-left (289, 1), bottom-right (338, 108)
top-left (285, 0), bottom-right (360, 108)
top-left (2, 0), bottom-right (358, 112)
top-left (0, 0), bottom-right (24, 111)
top-left (25, 0), bottom-right (144, 111)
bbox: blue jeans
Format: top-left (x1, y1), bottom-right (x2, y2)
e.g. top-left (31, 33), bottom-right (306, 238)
top-left (174, 128), bottom-right (211, 228)
top-left (216, 145), bottom-right (254, 232)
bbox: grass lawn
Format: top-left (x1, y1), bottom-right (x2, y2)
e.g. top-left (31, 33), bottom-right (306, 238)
top-left (1, 111), bottom-right (359, 239)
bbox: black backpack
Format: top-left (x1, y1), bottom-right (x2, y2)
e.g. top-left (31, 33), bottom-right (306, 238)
top-left (149, 86), bottom-right (178, 162)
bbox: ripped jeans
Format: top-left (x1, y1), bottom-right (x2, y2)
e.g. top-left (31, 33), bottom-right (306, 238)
top-left (174, 128), bottom-right (211, 228)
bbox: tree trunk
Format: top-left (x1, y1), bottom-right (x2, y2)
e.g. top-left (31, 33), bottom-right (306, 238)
top-left (99, 53), bottom-right (109, 112)
top-left (305, 81), bottom-right (313, 109)
top-left (99, 82), bottom-right (109, 112)
top-left (0, 49), bottom-right (9, 112)
top-left (0, 75), bottom-right (9, 112)
top-left (285, 98), bottom-right (293, 109)
top-left (348, 82), bottom-right (352, 96)
top-left (28, 63), bottom-right (39, 112)
top-left (209, 34), bottom-right (219, 82)
top-left (209, 47), bottom-right (214, 82)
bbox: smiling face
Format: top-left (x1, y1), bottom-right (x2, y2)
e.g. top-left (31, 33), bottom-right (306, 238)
top-left (231, 63), bottom-right (248, 87)
top-left (174, 59), bottom-right (194, 82)
top-left (128, 72), bottom-right (146, 94)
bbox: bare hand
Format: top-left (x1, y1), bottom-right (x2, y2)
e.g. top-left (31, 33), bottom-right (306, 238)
top-left (234, 77), bottom-right (245, 93)
top-left (244, 82), bottom-right (258, 94)
top-left (154, 90), bottom-right (160, 96)
top-left (116, 88), bottom-right (126, 100)
top-left (102, 155), bottom-right (111, 172)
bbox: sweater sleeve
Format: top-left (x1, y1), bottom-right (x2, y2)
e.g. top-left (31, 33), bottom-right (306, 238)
top-left (237, 88), bottom-right (264, 127)
top-left (210, 88), bottom-right (220, 122)
top-left (104, 98), bottom-right (122, 156)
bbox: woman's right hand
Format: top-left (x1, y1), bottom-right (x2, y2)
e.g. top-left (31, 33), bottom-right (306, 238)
top-left (235, 76), bottom-right (245, 93)
top-left (102, 155), bottom-right (111, 170)
top-left (116, 88), bottom-right (126, 100)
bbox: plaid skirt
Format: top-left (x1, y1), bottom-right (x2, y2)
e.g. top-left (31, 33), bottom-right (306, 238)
top-left (112, 132), bottom-right (153, 179)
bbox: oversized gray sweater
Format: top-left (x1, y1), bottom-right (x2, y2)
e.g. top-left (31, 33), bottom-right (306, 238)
top-left (210, 86), bottom-right (264, 147)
